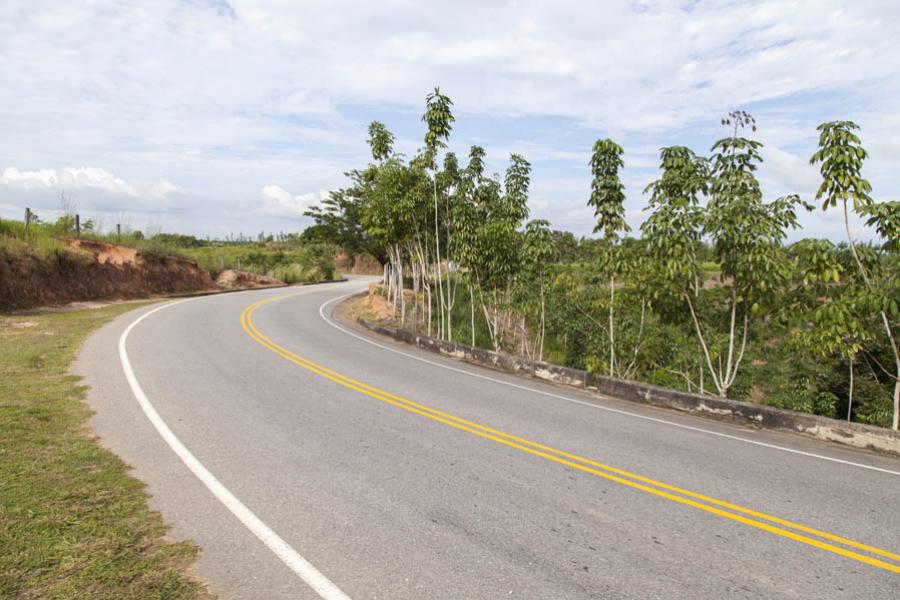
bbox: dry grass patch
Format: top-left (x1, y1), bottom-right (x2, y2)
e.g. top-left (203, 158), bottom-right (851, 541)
top-left (0, 303), bottom-right (213, 599)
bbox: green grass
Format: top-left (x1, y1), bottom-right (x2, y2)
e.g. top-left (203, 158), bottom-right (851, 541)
top-left (0, 303), bottom-right (212, 599)
top-left (0, 221), bottom-right (69, 259)
top-left (0, 217), bottom-right (191, 262)
top-left (183, 243), bottom-right (336, 282)
top-left (1, 217), bottom-right (338, 286)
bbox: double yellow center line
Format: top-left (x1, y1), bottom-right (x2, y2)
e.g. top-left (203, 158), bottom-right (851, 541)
top-left (241, 292), bottom-right (900, 574)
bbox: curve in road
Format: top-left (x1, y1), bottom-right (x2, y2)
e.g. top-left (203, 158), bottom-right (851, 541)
top-left (77, 278), bottom-right (900, 599)
top-left (241, 291), bottom-right (900, 574)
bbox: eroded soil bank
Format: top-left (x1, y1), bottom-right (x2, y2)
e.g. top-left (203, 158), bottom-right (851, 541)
top-left (0, 239), bottom-right (217, 311)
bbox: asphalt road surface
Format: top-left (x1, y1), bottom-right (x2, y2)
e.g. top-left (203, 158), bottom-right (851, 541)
top-left (75, 277), bottom-right (900, 599)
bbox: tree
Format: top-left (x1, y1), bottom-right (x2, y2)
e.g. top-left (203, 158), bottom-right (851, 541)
top-left (791, 239), bottom-right (869, 420)
top-left (587, 138), bottom-right (629, 376)
top-left (362, 157), bottom-right (424, 320)
top-left (642, 146), bottom-right (709, 389)
top-left (519, 219), bottom-right (556, 360)
top-left (454, 146), bottom-right (491, 345)
top-left (367, 121), bottom-right (395, 162)
top-left (811, 121), bottom-right (900, 429)
top-left (691, 112), bottom-right (808, 398)
top-left (304, 184), bottom-right (381, 261)
top-left (644, 116), bottom-right (807, 399)
top-left (422, 87), bottom-right (455, 340)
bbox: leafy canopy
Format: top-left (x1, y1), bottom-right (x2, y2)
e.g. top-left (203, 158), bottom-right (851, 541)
top-left (809, 121), bottom-right (873, 211)
top-left (588, 139), bottom-right (629, 241)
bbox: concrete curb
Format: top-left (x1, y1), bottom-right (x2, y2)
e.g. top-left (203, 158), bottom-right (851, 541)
top-left (354, 316), bottom-right (900, 457)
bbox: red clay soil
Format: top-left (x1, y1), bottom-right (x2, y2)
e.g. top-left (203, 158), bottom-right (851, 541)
top-left (0, 239), bottom-right (217, 311)
top-left (215, 269), bottom-right (283, 290)
top-left (333, 251), bottom-right (382, 275)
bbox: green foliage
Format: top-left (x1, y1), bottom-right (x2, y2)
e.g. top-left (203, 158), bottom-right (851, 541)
top-left (359, 157), bottom-right (429, 249)
top-left (522, 220), bottom-right (555, 270)
top-left (707, 125), bottom-right (809, 305)
top-left (184, 242), bottom-right (335, 281)
top-left (642, 146), bottom-right (708, 297)
top-left (588, 139), bottom-right (629, 241)
top-left (810, 121), bottom-right (872, 211)
top-left (326, 91), bottom-right (900, 428)
top-left (367, 121), bottom-right (395, 162)
top-left (790, 238), bottom-right (843, 286)
top-left (810, 120), bottom-right (899, 430)
top-left (304, 187), bottom-right (382, 261)
top-left (503, 154), bottom-right (532, 224)
top-left (149, 233), bottom-right (208, 248)
top-left (422, 87), bottom-right (455, 169)
top-left (862, 201), bottom-right (900, 252)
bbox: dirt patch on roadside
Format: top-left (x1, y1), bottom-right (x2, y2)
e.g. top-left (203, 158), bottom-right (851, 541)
top-left (215, 269), bottom-right (284, 290)
top-left (364, 282), bottom-right (395, 320)
top-left (69, 239), bottom-right (140, 266)
top-left (0, 241), bottom-right (216, 311)
top-left (334, 251), bottom-right (382, 275)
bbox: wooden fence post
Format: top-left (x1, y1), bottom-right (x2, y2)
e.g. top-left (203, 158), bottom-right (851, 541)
top-left (24, 207), bottom-right (31, 233)
top-left (75, 214), bottom-right (81, 238)
top-left (116, 223), bottom-right (121, 239)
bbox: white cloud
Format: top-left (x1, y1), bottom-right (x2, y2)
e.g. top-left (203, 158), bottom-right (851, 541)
top-left (760, 146), bottom-right (821, 196)
top-left (259, 185), bottom-right (325, 219)
top-left (0, 166), bottom-right (181, 198)
top-left (0, 1), bottom-right (897, 238)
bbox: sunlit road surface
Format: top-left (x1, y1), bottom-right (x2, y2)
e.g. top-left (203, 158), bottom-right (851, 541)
top-left (77, 277), bottom-right (900, 599)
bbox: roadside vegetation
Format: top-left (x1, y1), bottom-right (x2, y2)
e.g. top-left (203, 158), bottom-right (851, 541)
top-left (181, 241), bottom-right (335, 283)
top-left (0, 216), bottom-right (192, 261)
top-left (0, 215), bottom-right (337, 286)
top-left (0, 303), bottom-right (212, 599)
top-left (307, 89), bottom-right (900, 430)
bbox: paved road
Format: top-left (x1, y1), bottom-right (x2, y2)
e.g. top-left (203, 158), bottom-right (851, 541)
top-left (76, 278), bottom-right (900, 599)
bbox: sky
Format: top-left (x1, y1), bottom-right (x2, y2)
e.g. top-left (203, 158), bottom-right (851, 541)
top-left (1, 0), bottom-right (898, 241)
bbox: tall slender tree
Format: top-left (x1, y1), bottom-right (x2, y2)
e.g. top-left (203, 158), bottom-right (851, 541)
top-left (811, 121), bottom-right (900, 429)
top-left (642, 145), bottom-right (709, 389)
top-left (587, 139), bottom-right (629, 376)
top-left (520, 219), bottom-right (556, 360)
top-left (694, 112), bottom-right (807, 397)
top-left (422, 87), bottom-right (455, 339)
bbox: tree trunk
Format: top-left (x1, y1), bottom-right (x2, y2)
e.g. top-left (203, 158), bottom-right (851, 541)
top-left (539, 283), bottom-right (546, 362)
top-left (847, 356), bottom-right (854, 422)
top-left (723, 287), bottom-right (738, 389)
top-left (470, 283), bottom-right (476, 347)
top-left (608, 275), bottom-right (615, 377)
top-left (686, 294), bottom-right (725, 396)
top-left (699, 347), bottom-right (704, 395)
top-left (411, 260), bottom-right (419, 331)
top-left (425, 282), bottom-right (433, 337)
top-left (893, 376), bottom-right (899, 431)
top-left (396, 247), bottom-right (405, 324)
top-left (432, 177), bottom-right (446, 341)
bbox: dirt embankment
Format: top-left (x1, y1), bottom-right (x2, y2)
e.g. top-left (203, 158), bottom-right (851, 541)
top-left (0, 240), bottom-right (217, 311)
top-left (333, 251), bottom-right (382, 275)
top-left (215, 269), bottom-right (283, 290)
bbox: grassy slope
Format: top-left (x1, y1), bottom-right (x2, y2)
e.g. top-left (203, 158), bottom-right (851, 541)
top-left (0, 303), bottom-right (212, 599)
top-left (182, 243), bottom-right (336, 282)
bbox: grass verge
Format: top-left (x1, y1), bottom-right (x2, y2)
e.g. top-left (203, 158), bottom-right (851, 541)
top-left (0, 303), bottom-right (212, 599)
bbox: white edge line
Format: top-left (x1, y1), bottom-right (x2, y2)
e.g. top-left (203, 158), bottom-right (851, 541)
top-left (318, 290), bottom-right (900, 478)
top-left (119, 298), bottom-right (352, 600)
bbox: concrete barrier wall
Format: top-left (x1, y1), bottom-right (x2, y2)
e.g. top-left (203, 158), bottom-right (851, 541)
top-left (357, 318), bottom-right (900, 456)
